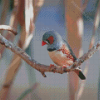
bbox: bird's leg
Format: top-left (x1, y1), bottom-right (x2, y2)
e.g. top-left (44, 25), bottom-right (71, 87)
top-left (62, 65), bottom-right (68, 73)
top-left (62, 65), bottom-right (67, 68)
top-left (50, 64), bottom-right (55, 73)
top-left (50, 64), bottom-right (54, 68)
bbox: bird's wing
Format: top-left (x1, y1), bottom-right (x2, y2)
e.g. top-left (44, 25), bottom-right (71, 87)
top-left (63, 40), bottom-right (77, 61)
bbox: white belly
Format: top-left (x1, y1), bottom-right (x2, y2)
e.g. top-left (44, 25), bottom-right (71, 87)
top-left (48, 51), bottom-right (73, 67)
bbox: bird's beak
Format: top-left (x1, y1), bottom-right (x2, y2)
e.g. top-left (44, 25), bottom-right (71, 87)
top-left (42, 41), bottom-right (47, 46)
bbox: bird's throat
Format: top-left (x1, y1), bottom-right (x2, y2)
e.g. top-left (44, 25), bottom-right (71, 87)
top-left (47, 48), bottom-right (57, 52)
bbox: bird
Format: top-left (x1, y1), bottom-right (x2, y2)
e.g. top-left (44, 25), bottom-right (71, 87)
top-left (42, 31), bottom-right (86, 80)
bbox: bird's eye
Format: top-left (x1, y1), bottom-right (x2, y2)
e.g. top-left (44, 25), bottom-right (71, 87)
top-left (46, 39), bottom-right (50, 44)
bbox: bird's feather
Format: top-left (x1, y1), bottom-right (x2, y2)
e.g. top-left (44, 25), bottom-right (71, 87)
top-left (63, 40), bottom-right (77, 61)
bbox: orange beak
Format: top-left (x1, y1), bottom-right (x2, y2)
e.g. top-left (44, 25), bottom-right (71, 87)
top-left (42, 41), bottom-right (47, 46)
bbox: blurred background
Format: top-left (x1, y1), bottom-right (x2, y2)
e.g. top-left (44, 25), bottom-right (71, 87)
top-left (0, 0), bottom-right (100, 100)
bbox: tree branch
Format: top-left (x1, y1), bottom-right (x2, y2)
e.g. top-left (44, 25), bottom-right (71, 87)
top-left (0, 34), bottom-right (100, 77)
top-left (0, 25), bottom-right (17, 35)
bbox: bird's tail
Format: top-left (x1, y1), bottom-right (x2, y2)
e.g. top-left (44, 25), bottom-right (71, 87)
top-left (74, 67), bottom-right (86, 80)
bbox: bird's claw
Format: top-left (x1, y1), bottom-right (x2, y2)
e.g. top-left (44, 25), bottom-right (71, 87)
top-left (62, 65), bottom-right (67, 73)
top-left (50, 64), bottom-right (55, 73)
top-left (50, 64), bottom-right (54, 68)
top-left (62, 65), bottom-right (67, 68)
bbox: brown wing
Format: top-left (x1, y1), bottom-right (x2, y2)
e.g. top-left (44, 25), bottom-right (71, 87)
top-left (57, 44), bottom-right (74, 61)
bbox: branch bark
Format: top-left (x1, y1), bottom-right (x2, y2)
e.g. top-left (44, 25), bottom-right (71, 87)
top-left (0, 34), bottom-right (99, 78)
top-left (0, 25), bottom-right (17, 35)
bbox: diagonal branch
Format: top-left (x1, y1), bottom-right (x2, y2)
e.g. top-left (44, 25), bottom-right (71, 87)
top-left (0, 34), bottom-right (100, 78)
top-left (0, 25), bottom-right (17, 35)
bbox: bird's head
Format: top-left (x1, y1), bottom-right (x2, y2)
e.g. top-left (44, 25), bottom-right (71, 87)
top-left (42, 31), bottom-right (63, 51)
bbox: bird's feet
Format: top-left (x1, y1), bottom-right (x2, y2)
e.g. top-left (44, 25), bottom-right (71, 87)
top-left (50, 64), bottom-right (55, 73)
top-left (62, 65), bottom-right (67, 68)
top-left (50, 64), bottom-right (54, 68)
top-left (62, 65), bottom-right (67, 72)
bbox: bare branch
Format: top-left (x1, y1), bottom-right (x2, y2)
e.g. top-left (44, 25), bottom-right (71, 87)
top-left (0, 25), bottom-right (17, 35)
top-left (24, 0), bottom-right (34, 49)
top-left (0, 34), bottom-right (100, 76)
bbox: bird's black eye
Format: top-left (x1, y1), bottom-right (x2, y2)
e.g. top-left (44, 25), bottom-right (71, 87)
top-left (46, 39), bottom-right (50, 44)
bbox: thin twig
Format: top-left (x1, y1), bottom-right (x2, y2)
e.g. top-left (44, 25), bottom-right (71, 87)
top-left (0, 25), bottom-right (17, 35)
top-left (0, 34), bottom-right (100, 78)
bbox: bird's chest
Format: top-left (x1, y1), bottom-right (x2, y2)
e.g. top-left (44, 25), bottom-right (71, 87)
top-left (48, 50), bottom-right (74, 67)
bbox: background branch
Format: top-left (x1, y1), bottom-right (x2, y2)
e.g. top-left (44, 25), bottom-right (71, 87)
top-left (0, 0), bottom-right (9, 33)
top-left (77, 0), bottom-right (100, 99)
top-left (0, 0), bottom-right (44, 99)
top-left (82, 0), bottom-right (88, 12)
top-left (0, 25), bottom-right (17, 35)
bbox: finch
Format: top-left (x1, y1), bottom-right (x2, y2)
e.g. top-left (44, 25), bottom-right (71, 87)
top-left (42, 31), bottom-right (86, 80)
